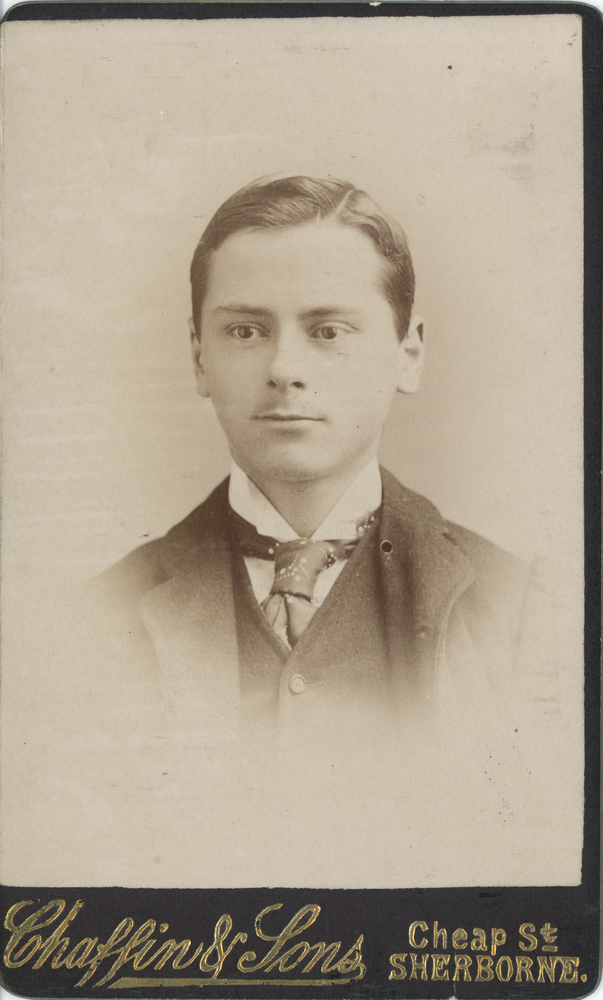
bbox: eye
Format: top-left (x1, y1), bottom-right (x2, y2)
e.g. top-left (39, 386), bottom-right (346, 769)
top-left (313, 325), bottom-right (342, 341)
top-left (229, 324), bottom-right (265, 341)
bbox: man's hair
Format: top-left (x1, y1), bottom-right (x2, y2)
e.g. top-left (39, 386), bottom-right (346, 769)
top-left (190, 175), bottom-right (415, 341)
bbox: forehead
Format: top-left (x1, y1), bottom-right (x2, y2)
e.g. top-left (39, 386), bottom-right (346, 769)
top-left (202, 220), bottom-right (390, 311)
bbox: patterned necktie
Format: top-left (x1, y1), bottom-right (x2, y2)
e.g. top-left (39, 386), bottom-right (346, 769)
top-left (230, 508), bottom-right (378, 649)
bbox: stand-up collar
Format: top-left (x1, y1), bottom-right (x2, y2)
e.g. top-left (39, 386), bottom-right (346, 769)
top-left (228, 457), bottom-right (382, 540)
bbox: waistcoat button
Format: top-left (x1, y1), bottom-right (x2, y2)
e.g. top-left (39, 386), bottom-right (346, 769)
top-left (289, 674), bottom-right (307, 694)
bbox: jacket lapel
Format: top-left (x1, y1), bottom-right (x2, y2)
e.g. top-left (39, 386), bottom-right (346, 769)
top-left (136, 481), bottom-right (241, 729)
top-left (379, 469), bottom-right (476, 705)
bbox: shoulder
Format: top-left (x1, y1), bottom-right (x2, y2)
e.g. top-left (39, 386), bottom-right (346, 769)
top-left (380, 466), bottom-right (531, 605)
top-left (93, 537), bottom-right (169, 603)
top-left (441, 520), bottom-right (540, 652)
top-left (92, 476), bottom-right (231, 602)
top-left (441, 519), bottom-right (531, 596)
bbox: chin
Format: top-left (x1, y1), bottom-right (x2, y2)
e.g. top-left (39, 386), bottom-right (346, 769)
top-left (240, 448), bottom-right (325, 484)
top-left (249, 446), bottom-right (367, 486)
top-left (258, 460), bottom-right (326, 484)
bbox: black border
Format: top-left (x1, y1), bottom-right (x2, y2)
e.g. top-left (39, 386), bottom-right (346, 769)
top-left (0, 4), bottom-right (601, 998)
top-left (2, 1), bottom-right (603, 20)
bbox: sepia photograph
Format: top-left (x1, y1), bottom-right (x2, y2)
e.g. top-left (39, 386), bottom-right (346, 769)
top-left (0, 1), bottom-right (588, 915)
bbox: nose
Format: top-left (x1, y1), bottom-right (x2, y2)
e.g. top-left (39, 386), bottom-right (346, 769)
top-left (266, 327), bottom-right (308, 391)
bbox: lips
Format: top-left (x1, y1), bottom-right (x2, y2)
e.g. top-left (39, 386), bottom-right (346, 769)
top-left (255, 412), bottom-right (322, 421)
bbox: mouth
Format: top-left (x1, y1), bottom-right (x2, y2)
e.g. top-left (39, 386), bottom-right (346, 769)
top-left (254, 412), bottom-right (323, 422)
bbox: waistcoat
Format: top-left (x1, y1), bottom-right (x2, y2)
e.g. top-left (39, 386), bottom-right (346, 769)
top-left (230, 524), bottom-right (396, 742)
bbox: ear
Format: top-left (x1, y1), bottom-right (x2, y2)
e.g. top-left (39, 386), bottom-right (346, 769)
top-left (189, 317), bottom-right (210, 398)
top-left (396, 315), bottom-right (425, 394)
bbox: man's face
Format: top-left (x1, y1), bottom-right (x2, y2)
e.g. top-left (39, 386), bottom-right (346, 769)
top-left (193, 220), bottom-right (423, 487)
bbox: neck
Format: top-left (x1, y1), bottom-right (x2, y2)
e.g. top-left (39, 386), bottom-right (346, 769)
top-left (245, 454), bottom-right (378, 538)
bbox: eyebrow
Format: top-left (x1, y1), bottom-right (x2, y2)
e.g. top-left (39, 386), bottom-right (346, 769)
top-left (212, 305), bottom-right (273, 318)
top-left (212, 305), bottom-right (364, 319)
top-left (299, 308), bottom-right (363, 321)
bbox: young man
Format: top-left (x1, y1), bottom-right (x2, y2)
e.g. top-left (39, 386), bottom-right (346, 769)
top-left (23, 175), bottom-right (581, 886)
top-left (98, 175), bottom-right (554, 748)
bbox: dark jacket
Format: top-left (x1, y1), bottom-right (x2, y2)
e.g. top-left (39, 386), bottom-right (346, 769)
top-left (92, 468), bottom-right (549, 738)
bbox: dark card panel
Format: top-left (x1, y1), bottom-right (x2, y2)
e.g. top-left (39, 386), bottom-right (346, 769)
top-left (0, 886), bottom-right (600, 999)
top-left (2, 1), bottom-right (603, 22)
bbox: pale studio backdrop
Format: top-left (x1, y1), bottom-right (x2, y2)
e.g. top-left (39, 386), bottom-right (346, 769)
top-left (1, 14), bottom-right (583, 608)
top-left (0, 10), bottom-right (587, 893)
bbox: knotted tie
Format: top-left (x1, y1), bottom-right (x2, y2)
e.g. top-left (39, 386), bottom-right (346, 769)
top-left (230, 508), bottom-right (377, 649)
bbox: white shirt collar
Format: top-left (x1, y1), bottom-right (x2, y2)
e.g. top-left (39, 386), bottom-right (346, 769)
top-left (228, 457), bottom-right (382, 541)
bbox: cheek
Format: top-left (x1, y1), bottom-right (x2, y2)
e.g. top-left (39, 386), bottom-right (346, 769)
top-left (204, 355), bottom-right (253, 407)
top-left (337, 373), bottom-right (398, 435)
top-left (347, 354), bottom-right (398, 402)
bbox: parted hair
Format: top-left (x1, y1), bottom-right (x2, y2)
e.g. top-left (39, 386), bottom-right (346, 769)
top-left (190, 175), bottom-right (415, 341)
